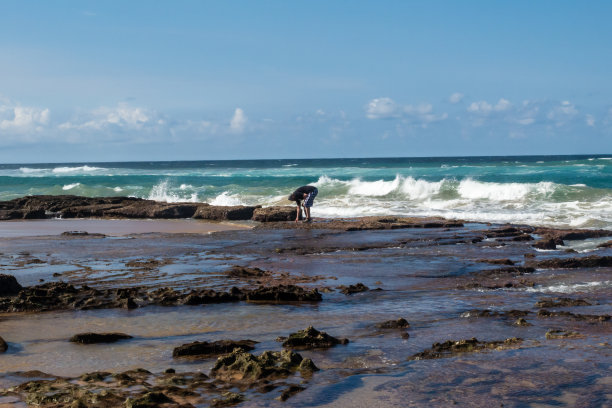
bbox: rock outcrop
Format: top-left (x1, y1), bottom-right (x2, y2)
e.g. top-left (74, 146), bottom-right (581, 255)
top-left (0, 274), bottom-right (23, 296)
top-left (173, 339), bottom-right (257, 358)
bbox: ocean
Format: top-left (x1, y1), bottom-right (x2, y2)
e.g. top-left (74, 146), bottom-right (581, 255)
top-left (1, 155), bottom-right (611, 229)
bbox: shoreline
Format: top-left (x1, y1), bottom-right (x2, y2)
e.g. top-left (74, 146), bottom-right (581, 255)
top-left (0, 218), bottom-right (252, 238)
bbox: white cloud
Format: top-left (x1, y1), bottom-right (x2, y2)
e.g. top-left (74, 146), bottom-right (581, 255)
top-left (467, 98), bottom-right (511, 114)
top-left (0, 104), bottom-right (50, 132)
top-left (366, 97), bottom-right (397, 119)
top-left (586, 114), bottom-right (595, 127)
top-left (366, 98), bottom-right (447, 127)
top-left (229, 108), bottom-right (247, 133)
top-left (59, 103), bottom-right (151, 130)
top-left (449, 92), bottom-right (464, 104)
top-left (546, 100), bottom-right (578, 126)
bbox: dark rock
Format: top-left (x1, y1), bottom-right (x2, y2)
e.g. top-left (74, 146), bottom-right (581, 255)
top-left (409, 337), bottom-right (523, 360)
top-left (282, 326), bottom-right (348, 349)
top-left (461, 309), bottom-right (531, 319)
top-left (535, 297), bottom-right (592, 308)
top-left (252, 206), bottom-right (299, 222)
top-left (126, 391), bottom-right (173, 408)
top-left (278, 385), bottom-right (306, 401)
top-left (194, 205), bottom-right (256, 220)
top-left (533, 236), bottom-right (563, 250)
top-left (597, 240), bottom-right (612, 248)
top-left (376, 318), bottom-right (410, 329)
top-left (514, 318), bottom-right (532, 326)
top-left (510, 234), bottom-right (534, 241)
top-left (0, 335), bottom-right (7, 352)
top-left (0, 274), bottom-right (23, 296)
top-left (338, 283), bottom-right (369, 295)
top-left (537, 309), bottom-right (610, 322)
top-left (535, 255), bottom-right (612, 269)
top-left (475, 258), bottom-right (515, 265)
top-left (546, 329), bottom-right (584, 339)
top-left (165, 368), bottom-right (175, 374)
top-left (225, 265), bottom-right (268, 278)
top-left (70, 332), bottom-right (133, 344)
top-left (534, 227), bottom-right (612, 241)
top-left (173, 339), bottom-right (258, 358)
top-left (210, 348), bottom-right (318, 382)
top-left (246, 285), bottom-right (322, 302)
top-left (211, 392), bottom-right (245, 407)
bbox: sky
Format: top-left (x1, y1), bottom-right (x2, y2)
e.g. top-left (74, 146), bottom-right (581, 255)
top-left (1, 0), bottom-right (611, 163)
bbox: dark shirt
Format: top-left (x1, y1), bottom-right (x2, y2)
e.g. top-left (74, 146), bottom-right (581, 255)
top-left (293, 186), bottom-right (317, 197)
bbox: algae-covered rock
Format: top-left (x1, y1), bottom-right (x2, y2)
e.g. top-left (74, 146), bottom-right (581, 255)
top-left (173, 339), bottom-right (257, 358)
top-left (69, 332), bottom-right (133, 344)
top-left (409, 337), bottom-right (523, 360)
top-left (282, 326), bottom-right (348, 349)
top-left (545, 329), bottom-right (584, 339)
top-left (210, 348), bottom-right (318, 382)
top-left (211, 391), bottom-right (245, 407)
top-left (535, 297), bottom-right (592, 308)
top-left (125, 391), bottom-right (173, 408)
top-left (337, 283), bottom-right (369, 295)
top-left (514, 318), bottom-right (532, 326)
top-left (246, 285), bottom-right (322, 302)
top-left (376, 318), bottom-right (410, 329)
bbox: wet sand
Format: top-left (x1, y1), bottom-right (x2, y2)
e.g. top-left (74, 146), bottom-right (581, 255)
top-left (0, 218), bottom-right (252, 237)
top-left (0, 218), bottom-right (611, 407)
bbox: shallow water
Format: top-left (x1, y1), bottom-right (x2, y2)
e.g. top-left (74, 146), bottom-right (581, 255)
top-left (0, 223), bottom-right (611, 406)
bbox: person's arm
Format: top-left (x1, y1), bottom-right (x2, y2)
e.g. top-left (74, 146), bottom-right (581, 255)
top-left (295, 202), bottom-right (301, 222)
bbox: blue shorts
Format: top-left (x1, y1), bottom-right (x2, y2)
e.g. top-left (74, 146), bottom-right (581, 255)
top-left (304, 188), bottom-right (318, 207)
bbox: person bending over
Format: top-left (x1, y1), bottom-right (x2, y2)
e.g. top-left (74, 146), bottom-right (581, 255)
top-left (288, 185), bottom-right (318, 223)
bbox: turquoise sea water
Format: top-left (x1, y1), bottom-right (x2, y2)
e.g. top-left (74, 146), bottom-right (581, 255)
top-left (1, 155), bottom-right (612, 228)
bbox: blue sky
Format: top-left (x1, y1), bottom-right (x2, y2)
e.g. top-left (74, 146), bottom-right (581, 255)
top-left (1, 0), bottom-right (611, 162)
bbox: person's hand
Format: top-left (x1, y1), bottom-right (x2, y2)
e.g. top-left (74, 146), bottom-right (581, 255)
top-left (295, 217), bottom-right (299, 223)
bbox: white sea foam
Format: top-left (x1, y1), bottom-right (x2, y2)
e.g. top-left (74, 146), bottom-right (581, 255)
top-left (148, 180), bottom-right (198, 203)
top-left (19, 167), bottom-right (45, 174)
top-left (62, 183), bottom-right (80, 190)
top-left (113, 187), bottom-right (123, 192)
top-left (209, 192), bottom-right (244, 206)
top-left (457, 179), bottom-right (555, 201)
top-left (52, 166), bottom-right (105, 174)
top-left (522, 281), bottom-right (611, 293)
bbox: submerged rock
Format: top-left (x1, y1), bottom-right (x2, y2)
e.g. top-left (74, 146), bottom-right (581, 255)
top-left (337, 283), bottom-right (369, 295)
top-left (281, 326), bottom-right (349, 349)
top-left (70, 332), bottom-right (133, 344)
top-left (0, 335), bottom-right (7, 352)
top-left (211, 391), bottom-right (245, 407)
top-left (173, 339), bottom-right (258, 358)
top-left (545, 329), bottom-right (584, 339)
top-left (533, 236), bottom-right (563, 250)
top-left (535, 297), bottom-right (592, 308)
top-left (409, 337), bottom-right (523, 360)
top-left (514, 318), bottom-right (532, 326)
top-left (210, 348), bottom-right (318, 382)
top-left (225, 265), bottom-right (269, 278)
top-left (246, 285), bottom-right (322, 302)
top-left (537, 309), bottom-right (610, 322)
top-left (376, 318), bottom-right (410, 329)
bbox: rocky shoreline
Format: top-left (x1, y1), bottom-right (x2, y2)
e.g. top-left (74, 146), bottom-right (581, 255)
top-left (1, 195), bottom-right (612, 406)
